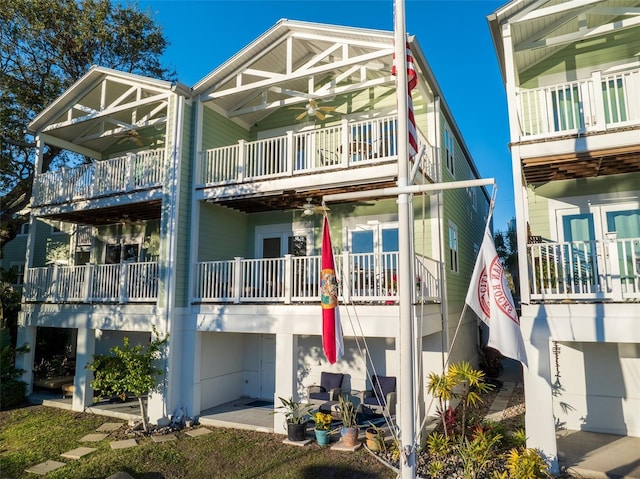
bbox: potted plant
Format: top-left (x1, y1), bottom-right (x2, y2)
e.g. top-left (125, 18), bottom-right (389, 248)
top-left (272, 396), bottom-right (313, 441)
top-left (365, 421), bottom-right (386, 451)
top-left (314, 411), bottom-right (333, 446)
top-left (337, 394), bottom-right (359, 447)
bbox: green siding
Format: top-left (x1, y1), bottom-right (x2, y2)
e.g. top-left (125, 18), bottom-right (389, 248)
top-left (520, 29), bottom-right (640, 88)
top-left (198, 203), bottom-right (249, 261)
top-left (527, 172), bottom-right (640, 241)
top-left (0, 231), bottom-right (28, 270)
top-left (202, 107), bottom-right (249, 150)
top-left (439, 114), bottom-right (491, 305)
top-left (173, 100), bottom-right (194, 308)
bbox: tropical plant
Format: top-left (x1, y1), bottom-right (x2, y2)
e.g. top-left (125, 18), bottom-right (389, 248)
top-left (272, 396), bottom-right (313, 425)
top-left (86, 327), bottom-right (169, 432)
top-left (314, 411), bottom-right (332, 431)
top-left (449, 361), bottom-right (494, 441)
top-left (426, 431), bottom-right (451, 458)
top-left (427, 361), bottom-right (494, 439)
top-left (337, 394), bottom-right (358, 428)
top-left (506, 447), bottom-right (551, 478)
top-left (455, 427), bottom-right (503, 479)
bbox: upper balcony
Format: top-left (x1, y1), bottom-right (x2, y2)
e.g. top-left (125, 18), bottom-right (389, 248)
top-left (528, 237), bottom-right (640, 302)
top-left (515, 68), bottom-right (640, 184)
top-left (32, 149), bottom-right (165, 208)
top-left (517, 68), bottom-right (640, 140)
top-left (196, 115), bottom-right (436, 210)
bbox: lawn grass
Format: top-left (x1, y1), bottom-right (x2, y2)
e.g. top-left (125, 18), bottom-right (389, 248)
top-left (0, 405), bottom-right (396, 479)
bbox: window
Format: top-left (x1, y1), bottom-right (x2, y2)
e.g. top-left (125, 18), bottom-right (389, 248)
top-left (448, 222), bottom-right (459, 273)
top-left (10, 263), bottom-right (25, 286)
top-left (51, 221), bottom-right (64, 234)
top-left (468, 187), bottom-right (477, 211)
top-left (18, 223), bottom-right (29, 235)
top-left (444, 127), bottom-right (454, 176)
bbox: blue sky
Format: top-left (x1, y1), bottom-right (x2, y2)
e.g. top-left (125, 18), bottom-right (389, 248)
top-left (136, 0), bottom-right (512, 230)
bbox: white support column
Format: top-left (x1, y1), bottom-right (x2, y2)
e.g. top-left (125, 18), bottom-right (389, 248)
top-left (273, 333), bottom-right (297, 435)
top-left (73, 327), bottom-right (96, 411)
top-left (15, 324), bottom-right (36, 394)
top-left (521, 312), bottom-right (559, 475)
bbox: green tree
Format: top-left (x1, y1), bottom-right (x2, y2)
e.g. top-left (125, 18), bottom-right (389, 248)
top-left (494, 218), bottom-right (519, 297)
top-left (87, 328), bottom-right (169, 432)
top-left (0, 0), bottom-right (176, 248)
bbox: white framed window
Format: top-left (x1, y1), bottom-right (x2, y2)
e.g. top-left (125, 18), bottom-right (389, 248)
top-left (10, 262), bottom-right (25, 286)
top-left (255, 223), bottom-right (313, 258)
top-left (444, 127), bottom-right (455, 176)
top-left (448, 222), bottom-right (459, 273)
top-left (468, 187), bottom-right (477, 211)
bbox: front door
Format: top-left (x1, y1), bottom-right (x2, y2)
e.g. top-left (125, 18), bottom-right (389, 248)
top-left (259, 334), bottom-right (276, 400)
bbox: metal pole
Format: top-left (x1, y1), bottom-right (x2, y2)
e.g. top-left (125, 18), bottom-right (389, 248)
top-left (393, 1), bottom-right (415, 477)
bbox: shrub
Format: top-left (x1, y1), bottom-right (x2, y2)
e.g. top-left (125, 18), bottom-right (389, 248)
top-left (506, 447), bottom-right (551, 478)
top-left (0, 344), bottom-right (29, 410)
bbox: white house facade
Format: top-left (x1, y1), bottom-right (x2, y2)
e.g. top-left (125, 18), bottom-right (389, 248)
top-left (488, 1), bottom-right (640, 473)
top-left (16, 20), bottom-right (491, 433)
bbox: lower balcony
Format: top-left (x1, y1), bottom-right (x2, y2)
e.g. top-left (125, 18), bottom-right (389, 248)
top-left (23, 262), bottom-right (159, 303)
top-left (193, 252), bottom-right (441, 305)
top-left (528, 237), bottom-right (640, 301)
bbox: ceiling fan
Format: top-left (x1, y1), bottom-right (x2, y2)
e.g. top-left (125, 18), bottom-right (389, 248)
top-left (115, 129), bottom-right (145, 147)
top-left (291, 99), bottom-right (336, 121)
top-left (297, 198), bottom-right (330, 216)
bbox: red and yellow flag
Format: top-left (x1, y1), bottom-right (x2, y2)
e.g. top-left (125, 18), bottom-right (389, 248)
top-left (321, 215), bottom-right (343, 364)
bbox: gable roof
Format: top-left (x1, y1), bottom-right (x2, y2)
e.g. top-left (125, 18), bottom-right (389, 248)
top-left (488, 0), bottom-right (640, 81)
top-left (27, 66), bottom-right (190, 157)
top-left (192, 19), bottom-right (404, 128)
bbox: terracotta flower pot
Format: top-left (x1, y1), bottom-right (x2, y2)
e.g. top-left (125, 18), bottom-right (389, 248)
top-left (365, 427), bottom-right (384, 451)
top-left (340, 426), bottom-right (359, 447)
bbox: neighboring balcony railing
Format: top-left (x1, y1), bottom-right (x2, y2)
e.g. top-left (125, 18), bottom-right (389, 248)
top-left (528, 238), bottom-right (640, 301)
top-left (32, 149), bottom-right (165, 207)
top-left (516, 68), bottom-right (640, 139)
top-left (198, 114), bottom-right (437, 186)
top-left (23, 262), bottom-right (159, 303)
top-left (193, 252), bottom-right (441, 304)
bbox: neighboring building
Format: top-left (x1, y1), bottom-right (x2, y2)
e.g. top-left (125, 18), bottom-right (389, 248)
top-left (488, 1), bottom-right (640, 473)
top-left (16, 20), bottom-right (491, 430)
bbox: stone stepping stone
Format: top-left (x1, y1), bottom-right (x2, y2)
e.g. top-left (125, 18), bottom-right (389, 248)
top-left (282, 437), bottom-right (313, 447)
top-left (185, 427), bottom-right (212, 437)
top-left (96, 422), bottom-right (124, 432)
top-left (152, 434), bottom-right (177, 443)
top-left (331, 441), bottom-right (362, 451)
top-left (25, 460), bottom-right (66, 475)
top-left (110, 439), bottom-right (138, 449)
top-left (61, 447), bottom-right (97, 460)
top-left (80, 433), bottom-right (108, 442)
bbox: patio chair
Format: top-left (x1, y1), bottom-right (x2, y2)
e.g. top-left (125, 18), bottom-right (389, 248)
top-left (360, 375), bottom-right (396, 416)
top-left (307, 372), bottom-right (345, 404)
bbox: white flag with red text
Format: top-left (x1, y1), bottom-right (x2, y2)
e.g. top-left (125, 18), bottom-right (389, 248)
top-left (465, 230), bottom-right (528, 366)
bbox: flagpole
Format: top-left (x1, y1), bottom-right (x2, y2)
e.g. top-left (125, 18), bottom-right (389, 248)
top-left (393, 0), bottom-right (416, 477)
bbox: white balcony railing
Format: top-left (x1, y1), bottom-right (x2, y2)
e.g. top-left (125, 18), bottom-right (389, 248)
top-left (193, 252), bottom-right (441, 305)
top-left (516, 68), bottom-right (640, 139)
top-left (32, 149), bottom-right (165, 206)
top-left (199, 115), bottom-right (437, 186)
top-left (529, 238), bottom-right (640, 301)
top-left (23, 262), bottom-right (159, 303)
